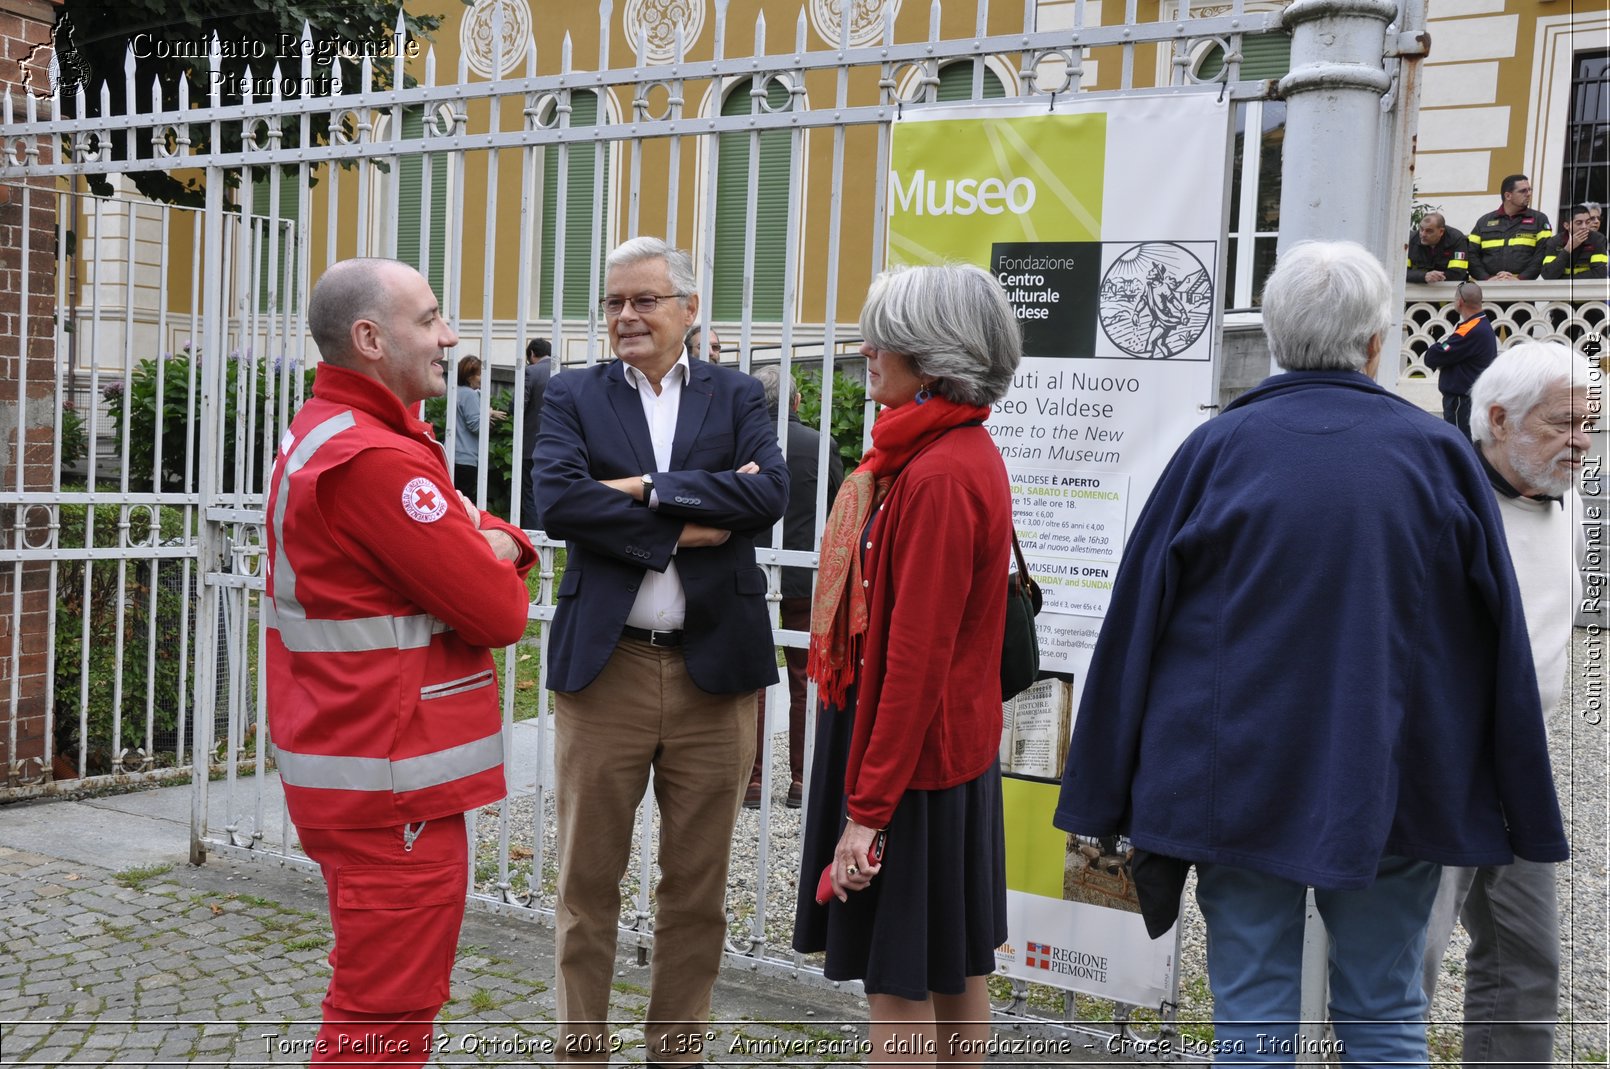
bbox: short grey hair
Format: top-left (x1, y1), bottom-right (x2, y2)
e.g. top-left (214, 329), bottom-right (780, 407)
top-left (1455, 280), bottom-right (1483, 310)
top-left (1469, 341), bottom-right (1596, 445)
top-left (1261, 241), bottom-right (1391, 372)
top-left (308, 258), bottom-right (404, 364)
top-left (606, 236), bottom-right (696, 296)
top-left (751, 365), bottom-right (795, 412)
top-left (858, 264), bottom-right (1021, 405)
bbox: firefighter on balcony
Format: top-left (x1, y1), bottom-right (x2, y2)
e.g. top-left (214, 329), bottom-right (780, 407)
top-left (1541, 204), bottom-right (1609, 281)
top-left (1467, 174), bottom-right (1552, 280)
top-left (1406, 212), bottom-right (1469, 283)
top-left (265, 258), bottom-right (536, 1066)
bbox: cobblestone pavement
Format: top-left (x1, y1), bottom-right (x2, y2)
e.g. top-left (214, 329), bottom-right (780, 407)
top-left (0, 832), bottom-right (1107, 1067)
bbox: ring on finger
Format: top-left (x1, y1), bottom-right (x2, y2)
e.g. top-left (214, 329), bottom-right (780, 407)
top-left (847, 865), bottom-right (859, 877)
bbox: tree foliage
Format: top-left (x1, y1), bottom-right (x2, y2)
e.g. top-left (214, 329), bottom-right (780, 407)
top-left (55, 0), bottom-right (458, 205)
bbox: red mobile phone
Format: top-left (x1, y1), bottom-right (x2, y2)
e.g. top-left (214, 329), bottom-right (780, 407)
top-left (814, 829), bottom-right (888, 905)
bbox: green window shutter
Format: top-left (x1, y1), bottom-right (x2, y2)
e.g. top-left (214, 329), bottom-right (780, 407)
top-left (712, 79), bottom-right (792, 321)
top-left (935, 62), bottom-right (1006, 102)
top-left (396, 107), bottom-right (447, 297)
top-left (250, 173), bottom-right (300, 312)
top-left (540, 90), bottom-right (608, 321)
top-left (1196, 33), bottom-right (1292, 81)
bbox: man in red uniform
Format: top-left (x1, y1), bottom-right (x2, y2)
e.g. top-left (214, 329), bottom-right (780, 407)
top-left (266, 258), bottom-right (536, 1066)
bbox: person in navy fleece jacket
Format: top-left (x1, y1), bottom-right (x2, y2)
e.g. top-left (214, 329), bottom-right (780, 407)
top-left (1054, 241), bottom-right (1566, 1066)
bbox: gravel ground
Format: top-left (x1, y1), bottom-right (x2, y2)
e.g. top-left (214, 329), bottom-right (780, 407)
top-left (473, 626), bottom-right (1608, 1060)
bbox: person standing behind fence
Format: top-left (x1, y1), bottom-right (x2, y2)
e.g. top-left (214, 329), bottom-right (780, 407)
top-left (685, 323), bottom-right (722, 363)
top-left (1053, 241), bottom-right (1566, 1067)
top-left (746, 364), bottom-right (845, 810)
top-left (1467, 174), bottom-right (1552, 281)
top-left (1541, 203), bottom-right (1609, 280)
top-left (265, 258), bottom-right (536, 1067)
top-left (1406, 212), bottom-right (1469, 284)
top-left (451, 354), bottom-right (504, 500)
top-left (1424, 281), bottom-right (1497, 440)
top-left (793, 264), bottom-right (1019, 1067)
top-left (1422, 341), bottom-right (1592, 1066)
top-left (519, 338), bottom-right (552, 528)
top-left (533, 236), bottom-right (788, 1065)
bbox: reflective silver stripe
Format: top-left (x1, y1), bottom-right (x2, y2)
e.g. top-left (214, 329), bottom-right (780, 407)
top-left (267, 410), bottom-right (452, 653)
top-left (270, 411), bottom-right (357, 621)
top-left (392, 732), bottom-right (503, 793)
top-left (275, 731), bottom-right (503, 794)
top-left (275, 748), bottom-right (392, 792)
top-left (420, 668), bottom-right (496, 700)
top-left (264, 600), bottom-right (450, 653)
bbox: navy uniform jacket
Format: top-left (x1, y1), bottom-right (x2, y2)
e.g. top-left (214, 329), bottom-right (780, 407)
top-left (534, 358), bottom-right (788, 695)
top-left (1541, 230), bottom-right (1610, 279)
top-left (1053, 371), bottom-right (1567, 889)
top-left (1406, 225), bottom-right (1469, 283)
top-left (1424, 312), bottom-right (1498, 397)
top-left (1467, 207), bottom-right (1553, 279)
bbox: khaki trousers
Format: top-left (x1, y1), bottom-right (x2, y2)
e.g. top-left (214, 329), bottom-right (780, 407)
top-left (553, 636), bottom-right (756, 1065)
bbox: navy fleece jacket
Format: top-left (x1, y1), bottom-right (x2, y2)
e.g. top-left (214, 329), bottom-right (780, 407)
top-left (1054, 370), bottom-right (1567, 889)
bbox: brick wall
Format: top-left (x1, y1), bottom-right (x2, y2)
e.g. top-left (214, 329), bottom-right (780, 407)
top-left (0, 0), bottom-right (63, 787)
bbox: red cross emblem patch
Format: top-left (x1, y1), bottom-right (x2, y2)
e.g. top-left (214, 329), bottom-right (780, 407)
top-left (1025, 941), bottom-right (1052, 970)
top-left (401, 476), bottom-right (449, 523)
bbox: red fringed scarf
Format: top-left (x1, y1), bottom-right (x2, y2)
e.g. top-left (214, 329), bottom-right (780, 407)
top-left (806, 395), bottom-right (991, 707)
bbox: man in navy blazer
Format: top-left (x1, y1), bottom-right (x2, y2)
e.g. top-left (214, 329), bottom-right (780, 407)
top-left (533, 237), bottom-right (787, 1065)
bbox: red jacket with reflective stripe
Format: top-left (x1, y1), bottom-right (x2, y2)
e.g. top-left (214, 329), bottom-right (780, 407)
top-left (266, 365), bottom-right (536, 829)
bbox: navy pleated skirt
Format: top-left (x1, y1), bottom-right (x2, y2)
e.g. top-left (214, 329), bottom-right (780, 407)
top-left (792, 689), bottom-right (1008, 1001)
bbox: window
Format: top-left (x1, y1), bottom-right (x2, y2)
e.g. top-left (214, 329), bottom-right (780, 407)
top-left (711, 79), bottom-right (793, 321)
top-left (1225, 100), bottom-right (1286, 308)
top-left (250, 172), bottom-right (300, 313)
top-left (540, 90), bottom-right (610, 322)
top-left (396, 108), bottom-right (447, 298)
top-left (1560, 51), bottom-right (1609, 214)
top-left (1199, 34), bottom-right (1293, 308)
top-left (1194, 32), bottom-right (1292, 82)
top-left (935, 61), bottom-right (1007, 102)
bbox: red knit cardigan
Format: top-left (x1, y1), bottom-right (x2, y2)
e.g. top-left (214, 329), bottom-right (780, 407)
top-left (843, 424), bottom-right (1013, 829)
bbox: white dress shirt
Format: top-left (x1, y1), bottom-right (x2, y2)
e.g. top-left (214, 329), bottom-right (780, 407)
top-left (622, 355), bottom-right (689, 630)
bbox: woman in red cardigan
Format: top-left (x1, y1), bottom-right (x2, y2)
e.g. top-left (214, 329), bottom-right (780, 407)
top-left (793, 263), bottom-right (1021, 1066)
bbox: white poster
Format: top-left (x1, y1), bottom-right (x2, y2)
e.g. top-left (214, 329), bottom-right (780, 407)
top-left (889, 90), bottom-right (1232, 1004)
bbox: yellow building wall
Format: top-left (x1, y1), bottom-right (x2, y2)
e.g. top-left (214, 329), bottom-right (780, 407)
top-left (1415, 0), bottom-right (1607, 233)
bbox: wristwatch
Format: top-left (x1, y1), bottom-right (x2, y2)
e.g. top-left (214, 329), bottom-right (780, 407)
top-left (641, 473), bottom-right (654, 503)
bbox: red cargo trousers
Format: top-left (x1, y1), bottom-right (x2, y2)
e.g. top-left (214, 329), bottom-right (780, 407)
top-left (298, 814), bottom-right (469, 1066)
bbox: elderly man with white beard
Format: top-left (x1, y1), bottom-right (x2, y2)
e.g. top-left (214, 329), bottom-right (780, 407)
top-left (1422, 340), bottom-right (1595, 1065)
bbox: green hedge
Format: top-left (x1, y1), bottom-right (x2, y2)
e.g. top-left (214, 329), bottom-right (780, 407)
top-left (53, 501), bottom-right (192, 772)
top-left (423, 388), bottom-right (517, 519)
top-left (102, 348), bottom-right (315, 494)
top-left (794, 367), bottom-right (866, 469)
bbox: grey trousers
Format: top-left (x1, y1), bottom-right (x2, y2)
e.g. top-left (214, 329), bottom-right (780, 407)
top-left (1421, 860), bottom-right (1559, 1067)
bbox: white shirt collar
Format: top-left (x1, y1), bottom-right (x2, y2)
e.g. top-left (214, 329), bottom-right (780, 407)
top-left (621, 354), bottom-right (691, 392)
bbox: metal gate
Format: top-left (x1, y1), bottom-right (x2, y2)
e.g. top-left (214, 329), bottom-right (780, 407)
top-left (1, 0), bottom-right (1423, 1043)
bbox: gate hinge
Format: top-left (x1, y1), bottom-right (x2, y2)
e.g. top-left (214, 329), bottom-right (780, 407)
top-left (1385, 29), bottom-right (1431, 58)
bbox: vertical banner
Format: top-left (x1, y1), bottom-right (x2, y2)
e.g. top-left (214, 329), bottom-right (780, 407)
top-left (887, 91), bottom-right (1232, 1007)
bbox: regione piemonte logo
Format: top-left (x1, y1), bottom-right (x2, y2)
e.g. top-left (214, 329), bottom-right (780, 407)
top-left (1025, 941), bottom-right (1053, 970)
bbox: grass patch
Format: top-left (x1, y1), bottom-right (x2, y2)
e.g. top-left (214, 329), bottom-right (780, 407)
top-left (113, 863), bottom-right (174, 890)
top-left (283, 935), bottom-right (327, 952)
top-left (226, 893), bottom-right (280, 909)
top-left (611, 980), bottom-right (650, 998)
top-left (467, 989), bottom-right (498, 1013)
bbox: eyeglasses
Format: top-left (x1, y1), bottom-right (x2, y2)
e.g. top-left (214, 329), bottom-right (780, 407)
top-left (599, 294), bottom-right (684, 316)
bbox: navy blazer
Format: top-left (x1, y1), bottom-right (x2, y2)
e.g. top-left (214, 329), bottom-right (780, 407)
top-left (533, 358), bottom-right (789, 694)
